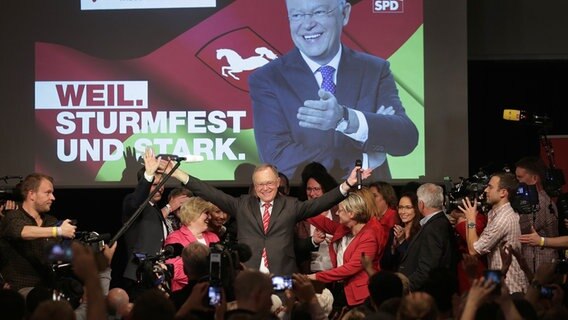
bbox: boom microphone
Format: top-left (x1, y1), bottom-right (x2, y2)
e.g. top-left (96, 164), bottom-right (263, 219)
top-left (355, 159), bottom-right (362, 190)
top-left (503, 109), bottom-right (550, 125)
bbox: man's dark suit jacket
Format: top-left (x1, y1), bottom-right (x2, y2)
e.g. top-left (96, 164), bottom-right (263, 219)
top-left (184, 175), bottom-right (345, 276)
top-left (122, 178), bottom-right (167, 281)
top-left (249, 45), bottom-right (418, 180)
top-left (398, 212), bottom-right (457, 291)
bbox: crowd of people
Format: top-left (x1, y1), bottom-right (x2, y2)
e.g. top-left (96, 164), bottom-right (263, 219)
top-left (1, 150), bottom-right (567, 320)
top-left (1, 0), bottom-right (567, 318)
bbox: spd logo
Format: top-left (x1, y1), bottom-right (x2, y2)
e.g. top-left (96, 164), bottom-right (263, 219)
top-left (373, 0), bottom-right (404, 13)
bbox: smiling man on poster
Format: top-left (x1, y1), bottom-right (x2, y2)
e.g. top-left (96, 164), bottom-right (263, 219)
top-left (249, 0), bottom-right (418, 181)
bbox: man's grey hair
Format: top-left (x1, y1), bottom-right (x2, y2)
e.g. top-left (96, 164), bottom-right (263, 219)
top-left (416, 183), bottom-right (444, 209)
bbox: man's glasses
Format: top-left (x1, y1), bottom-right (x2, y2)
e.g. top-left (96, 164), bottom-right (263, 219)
top-left (288, 6), bottom-right (340, 22)
top-left (255, 181), bottom-right (277, 188)
top-left (306, 187), bottom-right (322, 193)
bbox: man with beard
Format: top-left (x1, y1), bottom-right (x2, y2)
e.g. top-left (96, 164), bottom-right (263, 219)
top-left (0, 173), bottom-right (76, 293)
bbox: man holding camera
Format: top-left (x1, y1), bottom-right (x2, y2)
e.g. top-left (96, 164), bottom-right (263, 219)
top-left (0, 173), bottom-right (76, 293)
top-left (515, 157), bottom-right (558, 273)
top-left (460, 172), bottom-right (529, 293)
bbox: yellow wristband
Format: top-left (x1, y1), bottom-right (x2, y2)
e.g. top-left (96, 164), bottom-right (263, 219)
top-left (539, 237), bottom-right (545, 247)
top-left (52, 227), bottom-right (57, 238)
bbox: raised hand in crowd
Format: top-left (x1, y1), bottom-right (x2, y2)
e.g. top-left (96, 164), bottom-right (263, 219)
top-left (281, 274), bottom-right (327, 320)
top-left (498, 243), bottom-right (513, 276)
top-left (167, 193), bottom-right (191, 214)
top-left (509, 244), bottom-right (533, 281)
top-left (392, 224), bottom-right (405, 248)
top-left (102, 242), bottom-right (117, 265)
top-left (0, 199), bottom-right (18, 212)
top-left (460, 277), bottom-right (497, 320)
top-left (143, 146), bottom-right (162, 176)
top-left (176, 282), bottom-right (224, 320)
top-left (525, 261), bottom-right (557, 309)
top-left (71, 241), bottom-right (106, 320)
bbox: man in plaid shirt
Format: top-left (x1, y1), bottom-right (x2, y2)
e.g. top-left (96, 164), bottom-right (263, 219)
top-left (460, 172), bottom-right (529, 293)
top-left (515, 157), bottom-right (558, 273)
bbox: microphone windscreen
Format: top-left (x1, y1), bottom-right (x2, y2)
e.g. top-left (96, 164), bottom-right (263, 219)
top-left (503, 109), bottom-right (521, 121)
top-left (164, 243), bottom-right (184, 258)
top-left (234, 243), bottom-right (252, 262)
top-left (184, 154), bottom-right (205, 163)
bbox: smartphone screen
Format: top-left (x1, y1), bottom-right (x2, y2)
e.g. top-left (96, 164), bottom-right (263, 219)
top-left (483, 269), bottom-right (502, 293)
top-left (272, 275), bottom-right (292, 291)
top-left (208, 286), bottom-right (222, 306)
top-left (540, 286), bottom-right (555, 299)
top-left (46, 241), bottom-right (73, 263)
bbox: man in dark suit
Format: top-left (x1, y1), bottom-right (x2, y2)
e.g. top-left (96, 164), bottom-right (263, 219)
top-left (295, 162), bottom-right (340, 274)
top-left (398, 183), bottom-right (456, 291)
top-left (249, 0), bottom-right (418, 181)
top-left (168, 161), bottom-right (371, 276)
top-left (121, 148), bottom-right (169, 297)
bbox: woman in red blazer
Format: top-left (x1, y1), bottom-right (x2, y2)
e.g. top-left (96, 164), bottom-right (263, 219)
top-left (164, 197), bottom-right (220, 292)
top-left (308, 189), bottom-right (384, 307)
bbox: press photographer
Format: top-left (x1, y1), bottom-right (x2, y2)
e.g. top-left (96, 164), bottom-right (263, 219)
top-left (444, 170), bottom-right (489, 216)
top-left (134, 242), bottom-right (183, 294)
top-left (459, 172), bottom-right (529, 293)
top-left (0, 173), bottom-right (76, 293)
top-left (515, 156), bottom-right (559, 274)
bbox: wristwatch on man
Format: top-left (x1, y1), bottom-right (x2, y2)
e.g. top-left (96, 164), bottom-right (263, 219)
top-left (335, 105), bottom-right (349, 132)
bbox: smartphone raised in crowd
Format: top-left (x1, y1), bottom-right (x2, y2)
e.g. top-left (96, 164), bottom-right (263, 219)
top-left (271, 275), bottom-right (293, 291)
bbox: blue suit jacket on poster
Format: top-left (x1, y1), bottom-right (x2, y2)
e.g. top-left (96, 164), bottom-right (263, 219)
top-left (249, 45), bottom-right (418, 180)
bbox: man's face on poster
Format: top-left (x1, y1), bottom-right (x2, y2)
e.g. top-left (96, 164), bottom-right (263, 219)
top-left (286, 0), bottom-right (351, 65)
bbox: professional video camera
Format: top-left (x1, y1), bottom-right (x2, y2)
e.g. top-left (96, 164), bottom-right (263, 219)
top-left (444, 171), bottom-right (490, 214)
top-left (75, 231), bottom-right (110, 252)
top-left (510, 182), bottom-right (540, 215)
top-left (0, 176), bottom-right (23, 207)
top-left (134, 243), bottom-right (183, 294)
top-left (46, 234), bottom-right (107, 309)
top-left (208, 236), bottom-right (252, 302)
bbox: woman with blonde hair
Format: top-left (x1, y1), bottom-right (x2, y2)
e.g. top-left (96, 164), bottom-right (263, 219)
top-left (164, 196), bottom-right (219, 291)
top-left (307, 189), bottom-right (384, 307)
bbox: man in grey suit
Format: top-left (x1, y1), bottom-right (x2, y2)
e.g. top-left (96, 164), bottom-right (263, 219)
top-left (168, 162), bottom-right (371, 276)
top-left (398, 183), bottom-right (457, 291)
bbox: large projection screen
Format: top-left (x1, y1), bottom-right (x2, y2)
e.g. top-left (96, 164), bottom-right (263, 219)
top-left (0, 0), bottom-right (467, 187)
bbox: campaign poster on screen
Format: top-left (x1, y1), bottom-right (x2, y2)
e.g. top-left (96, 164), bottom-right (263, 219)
top-left (34, 0), bottom-right (423, 185)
